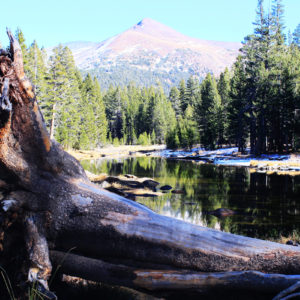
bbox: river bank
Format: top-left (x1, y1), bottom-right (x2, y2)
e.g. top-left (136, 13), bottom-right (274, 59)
top-left (67, 145), bottom-right (165, 161)
top-left (155, 147), bottom-right (300, 175)
top-left (69, 145), bottom-right (300, 175)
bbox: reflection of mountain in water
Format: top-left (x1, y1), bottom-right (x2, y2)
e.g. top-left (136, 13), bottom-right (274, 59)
top-left (81, 157), bottom-right (300, 240)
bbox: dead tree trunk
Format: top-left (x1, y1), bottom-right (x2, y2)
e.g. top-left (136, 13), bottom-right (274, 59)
top-left (0, 30), bottom-right (300, 299)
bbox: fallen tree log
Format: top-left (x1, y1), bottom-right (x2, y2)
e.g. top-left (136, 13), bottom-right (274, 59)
top-left (51, 250), bottom-right (300, 294)
top-left (0, 30), bottom-right (300, 299)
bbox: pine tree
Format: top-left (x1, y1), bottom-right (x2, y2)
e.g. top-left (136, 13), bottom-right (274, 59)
top-left (178, 79), bottom-right (186, 114)
top-left (134, 87), bottom-right (152, 138)
top-left (183, 76), bottom-right (199, 111)
top-left (26, 41), bottom-right (49, 110)
top-left (197, 73), bottom-right (221, 149)
top-left (103, 85), bottom-right (118, 140)
top-left (47, 45), bottom-right (69, 139)
top-left (166, 129), bottom-right (180, 149)
top-left (77, 74), bottom-right (108, 149)
top-left (238, 0), bottom-right (272, 154)
top-left (46, 45), bottom-right (82, 148)
top-left (227, 56), bottom-right (249, 152)
top-left (150, 129), bottom-right (156, 145)
top-left (292, 23), bottom-right (300, 47)
top-left (271, 0), bottom-right (285, 45)
top-left (146, 85), bottom-right (176, 144)
top-left (144, 86), bottom-right (157, 136)
top-left (169, 86), bottom-right (181, 118)
top-left (217, 68), bottom-right (231, 145)
top-left (177, 116), bottom-right (188, 148)
top-left (124, 83), bottom-right (141, 144)
top-left (183, 105), bottom-right (198, 149)
top-left (151, 89), bottom-right (169, 144)
top-left (277, 45), bottom-right (300, 151)
top-left (112, 88), bottom-right (125, 140)
top-left (93, 78), bottom-right (107, 146)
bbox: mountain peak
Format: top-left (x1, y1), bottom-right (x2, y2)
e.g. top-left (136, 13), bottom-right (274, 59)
top-left (131, 18), bottom-right (186, 41)
top-left (60, 19), bottom-right (241, 91)
top-left (135, 18), bottom-right (161, 27)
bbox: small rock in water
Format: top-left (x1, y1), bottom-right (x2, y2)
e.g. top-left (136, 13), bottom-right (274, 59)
top-left (208, 208), bottom-right (235, 217)
top-left (160, 185), bottom-right (172, 191)
top-left (143, 179), bottom-right (160, 188)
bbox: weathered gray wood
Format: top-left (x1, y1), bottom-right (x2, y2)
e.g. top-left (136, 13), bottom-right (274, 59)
top-left (51, 250), bottom-right (300, 295)
top-left (49, 180), bottom-right (300, 275)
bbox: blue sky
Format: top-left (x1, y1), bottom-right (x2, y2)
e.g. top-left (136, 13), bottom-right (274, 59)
top-left (0, 0), bottom-right (299, 48)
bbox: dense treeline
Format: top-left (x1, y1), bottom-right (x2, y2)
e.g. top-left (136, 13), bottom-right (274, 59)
top-left (168, 0), bottom-right (300, 154)
top-left (14, 30), bottom-right (107, 150)
top-left (229, 0), bottom-right (300, 154)
top-left (7, 0), bottom-right (300, 154)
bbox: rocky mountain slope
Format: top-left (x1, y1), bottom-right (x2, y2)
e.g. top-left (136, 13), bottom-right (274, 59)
top-left (60, 18), bottom-right (241, 90)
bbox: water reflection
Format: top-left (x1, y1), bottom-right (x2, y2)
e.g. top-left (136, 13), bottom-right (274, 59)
top-left (81, 157), bottom-right (300, 240)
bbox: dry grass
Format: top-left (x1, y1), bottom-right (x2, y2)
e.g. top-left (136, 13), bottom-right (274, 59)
top-left (276, 171), bottom-right (300, 176)
top-left (250, 159), bottom-right (300, 168)
top-left (68, 145), bottom-right (165, 161)
top-left (272, 230), bottom-right (300, 245)
top-left (249, 157), bottom-right (300, 175)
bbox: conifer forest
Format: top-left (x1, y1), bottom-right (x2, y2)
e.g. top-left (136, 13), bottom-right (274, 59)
top-left (8, 0), bottom-right (300, 156)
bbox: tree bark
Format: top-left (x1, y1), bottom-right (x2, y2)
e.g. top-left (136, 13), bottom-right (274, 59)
top-left (51, 250), bottom-right (300, 296)
top-left (0, 30), bottom-right (300, 299)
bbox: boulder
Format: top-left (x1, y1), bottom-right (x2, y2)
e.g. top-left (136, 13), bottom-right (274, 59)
top-left (142, 179), bottom-right (160, 189)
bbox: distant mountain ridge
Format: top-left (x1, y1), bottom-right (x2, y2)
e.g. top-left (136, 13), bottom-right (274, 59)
top-left (54, 18), bottom-right (241, 90)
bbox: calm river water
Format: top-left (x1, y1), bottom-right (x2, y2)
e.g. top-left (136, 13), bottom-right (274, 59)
top-left (81, 157), bottom-right (300, 240)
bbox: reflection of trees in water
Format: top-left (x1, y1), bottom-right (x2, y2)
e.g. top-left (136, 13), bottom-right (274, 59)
top-left (81, 157), bottom-right (300, 240)
top-left (228, 172), bottom-right (300, 240)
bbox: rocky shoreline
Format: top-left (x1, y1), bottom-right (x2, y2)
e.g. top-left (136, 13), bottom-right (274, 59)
top-left (85, 171), bottom-right (163, 199)
top-left (155, 147), bottom-right (300, 176)
top-left (70, 146), bottom-right (300, 176)
top-left (249, 159), bottom-right (300, 176)
top-left (85, 171), bottom-right (185, 200)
